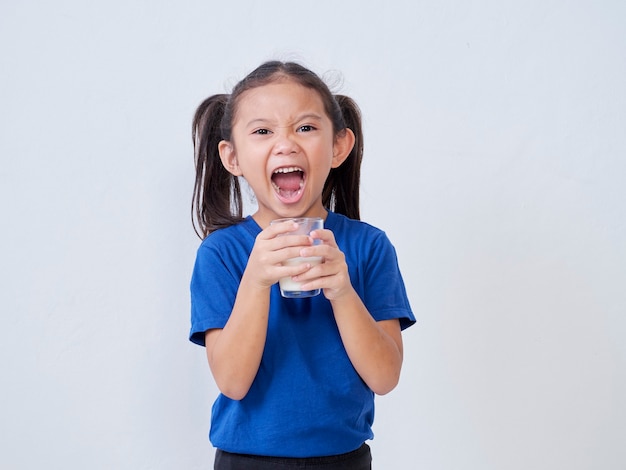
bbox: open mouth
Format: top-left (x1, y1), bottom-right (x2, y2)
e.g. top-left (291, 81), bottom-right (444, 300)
top-left (271, 166), bottom-right (304, 201)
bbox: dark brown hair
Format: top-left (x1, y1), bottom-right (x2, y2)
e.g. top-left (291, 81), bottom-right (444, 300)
top-left (191, 61), bottom-right (364, 238)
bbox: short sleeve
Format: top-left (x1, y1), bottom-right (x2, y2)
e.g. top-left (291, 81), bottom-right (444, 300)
top-left (189, 242), bottom-right (240, 346)
top-left (361, 232), bottom-right (415, 330)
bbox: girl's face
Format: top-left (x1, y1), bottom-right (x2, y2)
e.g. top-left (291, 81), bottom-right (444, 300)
top-left (218, 79), bottom-right (354, 228)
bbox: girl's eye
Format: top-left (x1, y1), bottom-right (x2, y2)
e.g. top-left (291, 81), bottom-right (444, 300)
top-left (253, 128), bottom-right (270, 135)
top-left (298, 125), bottom-right (316, 132)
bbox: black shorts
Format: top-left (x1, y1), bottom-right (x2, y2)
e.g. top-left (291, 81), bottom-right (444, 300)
top-left (214, 443), bottom-right (372, 469)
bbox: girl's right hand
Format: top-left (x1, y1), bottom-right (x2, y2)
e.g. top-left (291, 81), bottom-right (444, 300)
top-left (244, 220), bottom-right (316, 289)
top-left (207, 220), bottom-right (314, 400)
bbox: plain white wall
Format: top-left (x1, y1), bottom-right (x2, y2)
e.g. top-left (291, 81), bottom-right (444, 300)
top-left (1, 1), bottom-right (624, 469)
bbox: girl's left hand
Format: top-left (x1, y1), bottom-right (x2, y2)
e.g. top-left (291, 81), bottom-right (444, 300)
top-left (297, 228), bottom-right (404, 396)
top-left (293, 228), bottom-right (351, 300)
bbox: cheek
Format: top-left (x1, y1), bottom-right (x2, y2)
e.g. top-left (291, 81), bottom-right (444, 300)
top-left (232, 143), bottom-right (262, 167)
top-left (310, 138), bottom-right (334, 160)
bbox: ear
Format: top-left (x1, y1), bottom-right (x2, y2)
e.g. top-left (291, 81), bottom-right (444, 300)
top-left (331, 128), bottom-right (356, 169)
top-left (218, 140), bottom-right (243, 176)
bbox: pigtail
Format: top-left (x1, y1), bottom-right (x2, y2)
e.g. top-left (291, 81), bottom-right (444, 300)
top-left (323, 95), bottom-right (364, 221)
top-left (192, 94), bottom-right (243, 238)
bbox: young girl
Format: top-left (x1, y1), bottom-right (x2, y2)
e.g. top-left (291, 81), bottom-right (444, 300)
top-left (189, 61), bottom-right (415, 469)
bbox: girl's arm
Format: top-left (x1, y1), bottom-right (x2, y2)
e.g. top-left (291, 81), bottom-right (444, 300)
top-left (204, 275), bottom-right (271, 401)
top-left (295, 230), bottom-right (404, 395)
top-left (205, 222), bottom-right (316, 400)
top-left (329, 294), bottom-right (403, 395)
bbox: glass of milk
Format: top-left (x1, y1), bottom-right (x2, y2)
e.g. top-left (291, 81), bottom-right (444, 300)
top-left (270, 217), bottom-right (323, 298)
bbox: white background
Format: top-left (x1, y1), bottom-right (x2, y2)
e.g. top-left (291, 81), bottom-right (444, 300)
top-left (1, 1), bottom-right (625, 469)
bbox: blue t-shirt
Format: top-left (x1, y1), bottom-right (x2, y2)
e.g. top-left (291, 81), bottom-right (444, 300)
top-left (190, 211), bottom-right (415, 457)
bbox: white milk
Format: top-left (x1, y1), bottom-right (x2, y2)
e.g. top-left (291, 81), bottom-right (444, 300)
top-left (279, 256), bottom-right (323, 296)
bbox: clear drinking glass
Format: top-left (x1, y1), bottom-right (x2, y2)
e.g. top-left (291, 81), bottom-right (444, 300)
top-left (270, 217), bottom-right (323, 298)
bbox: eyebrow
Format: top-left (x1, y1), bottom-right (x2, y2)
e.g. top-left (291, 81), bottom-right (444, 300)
top-left (244, 113), bottom-right (324, 128)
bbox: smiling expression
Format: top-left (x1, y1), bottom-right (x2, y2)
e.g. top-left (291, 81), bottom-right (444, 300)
top-left (218, 79), bottom-right (354, 228)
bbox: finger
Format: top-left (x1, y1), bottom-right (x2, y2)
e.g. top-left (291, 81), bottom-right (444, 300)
top-left (265, 222), bottom-right (317, 249)
top-left (299, 242), bottom-right (336, 260)
top-left (309, 228), bottom-right (337, 247)
top-left (282, 261), bottom-right (316, 278)
top-left (262, 220), bottom-right (299, 239)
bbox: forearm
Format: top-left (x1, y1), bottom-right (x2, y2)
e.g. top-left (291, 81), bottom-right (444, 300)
top-left (330, 289), bottom-right (404, 395)
top-left (206, 273), bottom-right (271, 400)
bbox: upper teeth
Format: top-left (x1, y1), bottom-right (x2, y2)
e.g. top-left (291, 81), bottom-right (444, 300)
top-left (273, 167), bottom-right (303, 174)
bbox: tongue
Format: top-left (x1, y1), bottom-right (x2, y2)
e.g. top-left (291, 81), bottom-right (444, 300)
top-left (272, 172), bottom-right (302, 191)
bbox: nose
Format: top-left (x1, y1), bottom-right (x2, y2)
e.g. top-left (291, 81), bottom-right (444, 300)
top-left (272, 129), bottom-right (299, 155)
